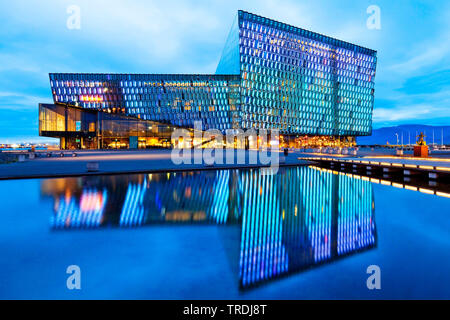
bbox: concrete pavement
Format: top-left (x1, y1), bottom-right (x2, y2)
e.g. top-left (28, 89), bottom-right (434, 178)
top-left (0, 149), bottom-right (311, 180)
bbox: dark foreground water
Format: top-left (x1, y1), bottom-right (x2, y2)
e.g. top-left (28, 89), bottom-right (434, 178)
top-left (0, 166), bottom-right (449, 299)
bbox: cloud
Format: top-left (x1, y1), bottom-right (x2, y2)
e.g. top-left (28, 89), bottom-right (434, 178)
top-left (0, 92), bottom-right (51, 110)
top-left (388, 38), bottom-right (450, 75)
top-left (374, 86), bottom-right (450, 123)
top-left (386, 4), bottom-right (450, 76)
top-left (374, 104), bottom-right (433, 122)
top-left (397, 69), bottom-right (450, 94)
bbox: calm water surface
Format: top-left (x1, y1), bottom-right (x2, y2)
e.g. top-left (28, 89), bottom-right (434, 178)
top-left (0, 166), bottom-right (449, 299)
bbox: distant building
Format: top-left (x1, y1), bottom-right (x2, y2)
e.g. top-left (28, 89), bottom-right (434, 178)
top-left (39, 10), bottom-right (377, 150)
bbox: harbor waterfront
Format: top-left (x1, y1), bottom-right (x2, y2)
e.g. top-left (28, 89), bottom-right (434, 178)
top-left (3, 147), bottom-right (450, 181)
top-left (0, 149), bottom-right (310, 180)
top-left (1, 1), bottom-right (450, 304)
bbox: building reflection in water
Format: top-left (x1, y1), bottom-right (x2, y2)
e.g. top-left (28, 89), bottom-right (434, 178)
top-left (238, 167), bottom-right (375, 288)
top-left (41, 166), bottom-right (376, 289)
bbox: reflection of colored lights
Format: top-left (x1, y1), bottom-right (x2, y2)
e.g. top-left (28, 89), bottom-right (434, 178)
top-left (240, 170), bottom-right (288, 287)
top-left (80, 191), bottom-right (105, 212)
top-left (239, 166), bottom-right (375, 288)
top-left (184, 187), bottom-right (192, 198)
top-left (337, 174), bottom-right (374, 255)
top-left (45, 166), bottom-right (382, 290)
top-left (210, 170), bottom-right (230, 224)
top-left (51, 188), bottom-right (107, 229)
top-left (120, 179), bottom-right (147, 227)
top-left (64, 189), bottom-right (71, 203)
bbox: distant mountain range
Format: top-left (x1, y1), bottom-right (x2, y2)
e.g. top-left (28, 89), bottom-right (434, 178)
top-left (357, 124), bottom-right (450, 145)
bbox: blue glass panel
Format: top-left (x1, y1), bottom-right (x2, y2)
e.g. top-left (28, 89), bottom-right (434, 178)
top-left (216, 13), bottom-right (241, 75)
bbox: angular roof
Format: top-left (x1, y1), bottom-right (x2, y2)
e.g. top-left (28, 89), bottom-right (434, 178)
top-left (216, 10), bottom-right (377, 75)
top-left (238, 10), bottom-right (377, 56)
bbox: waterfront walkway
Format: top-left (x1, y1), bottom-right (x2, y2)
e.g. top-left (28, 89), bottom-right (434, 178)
top-left (0, 149), bottom-right (311, 180)
top-left (300, 153), bottom-right (450, 193)
top-left (299, 153), bottom-right (450, 170)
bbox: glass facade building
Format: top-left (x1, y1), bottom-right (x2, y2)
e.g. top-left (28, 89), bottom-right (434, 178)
top-left (39, 10), bottom-right (377, 149)
top-left (48, 74), bottom-right (241, 132)
top-left (217, 11), bottom-right (377, 137)
top-left (39, 103), bottom-right (175, 149)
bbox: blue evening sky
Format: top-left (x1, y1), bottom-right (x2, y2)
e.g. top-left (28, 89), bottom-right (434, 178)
top-left (0, 0), bottom-right (449, 143)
